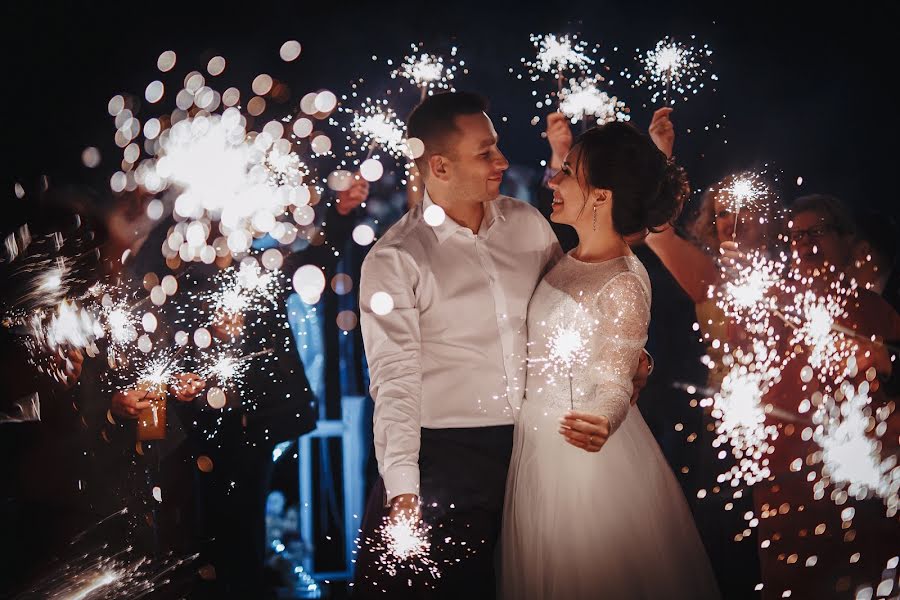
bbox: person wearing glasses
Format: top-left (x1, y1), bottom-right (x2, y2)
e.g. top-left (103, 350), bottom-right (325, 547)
top-left (753, 193), bottom-right (900, 599)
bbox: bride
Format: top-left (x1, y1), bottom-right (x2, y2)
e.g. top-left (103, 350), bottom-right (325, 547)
top-left (501, 121), bottom-right (720, 599)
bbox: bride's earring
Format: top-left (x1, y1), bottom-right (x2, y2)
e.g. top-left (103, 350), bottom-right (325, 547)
top-left (592, 204), bottom-right (598, 231)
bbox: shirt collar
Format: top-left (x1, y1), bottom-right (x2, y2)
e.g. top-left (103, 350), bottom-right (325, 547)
top-left (423, 190), bottom-right (506, 244)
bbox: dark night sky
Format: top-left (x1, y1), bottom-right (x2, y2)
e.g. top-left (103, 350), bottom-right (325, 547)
top-left (3, 0), bottom-right (898, 220)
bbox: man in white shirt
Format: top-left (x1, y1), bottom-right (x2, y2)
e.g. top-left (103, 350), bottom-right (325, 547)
top-left (353, 92), bottom-right (647, 598)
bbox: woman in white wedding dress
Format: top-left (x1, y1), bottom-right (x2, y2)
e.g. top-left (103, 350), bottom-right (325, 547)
top-left (502, 122), bottom-right (719, 599)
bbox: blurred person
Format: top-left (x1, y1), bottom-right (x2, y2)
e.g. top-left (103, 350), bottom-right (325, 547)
top-left (752, 194), bottom-right (900, 599)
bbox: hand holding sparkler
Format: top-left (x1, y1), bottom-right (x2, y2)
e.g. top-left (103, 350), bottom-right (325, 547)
top-left (647, 107), bottom-right (675, 158)
top-left (718, 240), bottom-right (745, 264)
top-left (211, 310), bottom-right (245, 341)
top-left (559, 411), bottom-right (611, 452)
top-left (370, 496), bottom-right (441, 580)
top-left (112, 387), bottom-right (163, 419)
top-left (336, 174), bottom-right (370, 215)
top-left (169, 373), bottom-right (206, 402)
top-left (388, 493), bottom-right (421, 525)
top-left (546, 112), bottom-right (573, 170)
top-left (53, 348), bottom-right (84, 389)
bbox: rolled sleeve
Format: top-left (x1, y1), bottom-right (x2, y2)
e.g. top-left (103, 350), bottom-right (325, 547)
top-left (359, 246), bottom-right (423, 502)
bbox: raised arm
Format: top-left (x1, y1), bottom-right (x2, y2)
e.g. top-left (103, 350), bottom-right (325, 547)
top-left (644, 227), bottom-right (718, 304)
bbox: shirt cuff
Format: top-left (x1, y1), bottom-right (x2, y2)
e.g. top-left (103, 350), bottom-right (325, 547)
top-left (382, 465), bottom-right (421, 507)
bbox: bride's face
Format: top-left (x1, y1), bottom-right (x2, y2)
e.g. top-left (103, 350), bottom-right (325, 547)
top-left (547, 145), bottom-right (600, 227)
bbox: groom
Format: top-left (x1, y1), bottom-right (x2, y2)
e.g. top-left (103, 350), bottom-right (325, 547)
top-left (353, 92), bottom-right (649, 598)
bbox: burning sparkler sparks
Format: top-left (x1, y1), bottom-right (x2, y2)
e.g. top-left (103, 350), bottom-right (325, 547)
top-left (199, 348), bottom-right (273, 388)
top-left (130, 347), bottom-right (182, 392)
top-left (630, 36), bottom-right (715, 105)
top-left (197, 262), bottom-right (284, 324)
top-left (534, 304), bottom-right (599, 409)
top-left (714, 251), bottom-right (784, 333)
top-left (368, 513), bottom-right (441, 581)
top-left (525, 33), bottom-right (596, 78)
top-left (778, 272), bottom-right (859, 386)
top-left (343, 98), bottom-right (408, 160)
top-left (391, 44), bottom-right (461, 99)
top-left (710, 358), bottom-right (781, 487)
top-left (813, 382), bottom-right (899, 504)
top-left (716, 171), bottom-right (775, 240)
top-left (558, 76), bottom-right (630, 124)
top-left (263, 145), bottom-right (310, 188)
top-left (22, 547), bottom-right (195, 600)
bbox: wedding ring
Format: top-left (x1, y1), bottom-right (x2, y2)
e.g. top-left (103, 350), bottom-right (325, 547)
top-left (589, 435), bottom-right (595, 445)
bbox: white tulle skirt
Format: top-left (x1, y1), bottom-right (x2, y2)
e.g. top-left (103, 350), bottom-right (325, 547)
top-left (501, 401), bottom-right (720, 600)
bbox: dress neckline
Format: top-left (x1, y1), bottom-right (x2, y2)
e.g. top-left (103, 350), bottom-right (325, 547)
top-left (563, 250), bottom-right (633, 267)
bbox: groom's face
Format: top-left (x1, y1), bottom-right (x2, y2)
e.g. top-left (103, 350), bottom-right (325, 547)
top-left (439, 112), bottom-right (509, 203)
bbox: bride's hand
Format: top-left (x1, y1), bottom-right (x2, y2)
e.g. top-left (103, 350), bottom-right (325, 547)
top-left (559, 412), bottom-right (610, 452)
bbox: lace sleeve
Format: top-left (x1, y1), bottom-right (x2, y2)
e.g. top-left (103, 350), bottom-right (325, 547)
top-left (590, 271), bottom-right (651, 434)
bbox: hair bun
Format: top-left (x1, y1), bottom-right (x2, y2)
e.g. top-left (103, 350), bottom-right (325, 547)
top-left (643, 158), bottom-right (689, 232)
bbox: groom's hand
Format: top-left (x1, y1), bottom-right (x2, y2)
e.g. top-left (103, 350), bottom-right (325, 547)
top-left (631, 351), bottom-right (651, 406)
top-left (388, 493), bottom-right (421, 524)
top-left (559, 412), bottom-right (610, 452)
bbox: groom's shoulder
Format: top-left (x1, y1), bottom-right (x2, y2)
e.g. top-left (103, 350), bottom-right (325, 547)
top-left (365, 205), bottom-right (427, 259)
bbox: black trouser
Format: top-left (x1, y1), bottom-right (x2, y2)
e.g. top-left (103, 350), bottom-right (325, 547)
top-left (353, 425), bottom-right (514, 599)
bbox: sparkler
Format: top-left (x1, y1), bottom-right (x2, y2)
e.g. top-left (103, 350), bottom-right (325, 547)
top-left (367, 513), bottom-right (441, 581)
top-left (391, 44), bottom-right (461, 100)
top-left (713, 251), bottom-right (784, 333)
top-left (199, 348), bottom-right (273, 388)
top-left (558, 75), bottom-right (630, 125)
top-left (524, 33), bottom-right (596, 93)
top-left (717, 172), bottom-right (774, 240)
top-left (97, 294), bottom-right (142, 364)
top-left (631, 36), bottom-right (715, 106)
top-left (129, 347), bottom-right (184, 395)
top-left (343, 98), bottom-right (407, 160)
top-left (21, 546), bottom-right (195, 600)
top-left (197, 262), bottom-right (283, 324)
top-left (710, 359), bottom-right (781, 487)
top-left (33, 299), bottom-right (104, 354)
top-left (536, 304), bottom-right (598, 410)
top-left (263, 145), bottom-right (310, 188)
top-left (813, 381), bottom-right (898, 504)
top-left (777, 272), bottom-right (859, 387)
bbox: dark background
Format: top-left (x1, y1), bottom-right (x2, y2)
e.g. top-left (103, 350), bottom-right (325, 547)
top-left (3, 0), bottom-right (898, 218)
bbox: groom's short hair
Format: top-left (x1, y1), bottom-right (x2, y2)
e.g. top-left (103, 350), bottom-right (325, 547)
top-left (407, 91), bottom-right (489, 175)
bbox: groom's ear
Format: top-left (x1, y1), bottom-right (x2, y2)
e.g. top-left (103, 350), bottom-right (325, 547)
top-left (429, 154), bottom-right (451, 182)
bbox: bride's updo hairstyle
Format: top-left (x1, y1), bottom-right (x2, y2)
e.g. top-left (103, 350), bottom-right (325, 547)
top-left (573, 121), bottom-right (689, 236)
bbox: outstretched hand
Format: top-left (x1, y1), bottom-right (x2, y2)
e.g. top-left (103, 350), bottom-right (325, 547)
top-left (337, 174), bottom-right (370, 215)
top-left (546, 112), bottom-right (573, 170)
top-left (648, 107), bottom-right (675, 158)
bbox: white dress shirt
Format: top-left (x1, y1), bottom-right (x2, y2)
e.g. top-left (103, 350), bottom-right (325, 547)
top-left (359, 192), bottom-right (561, 500)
